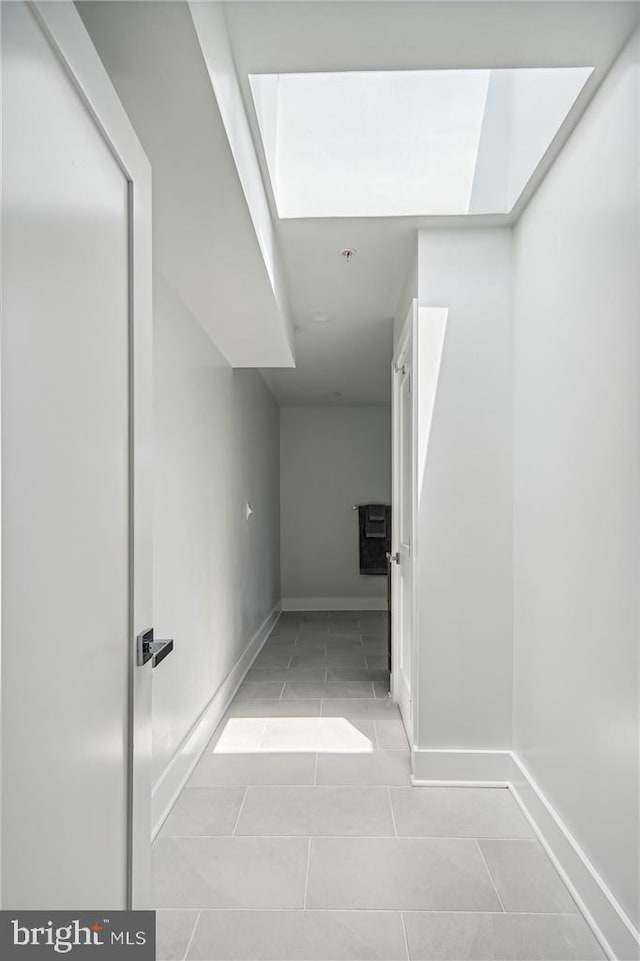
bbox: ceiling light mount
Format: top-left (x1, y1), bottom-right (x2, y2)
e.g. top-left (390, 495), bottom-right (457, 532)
top-left (309, 309), bottom-right (333, 324)
top-left (340, 248), bottom-right (357, 262)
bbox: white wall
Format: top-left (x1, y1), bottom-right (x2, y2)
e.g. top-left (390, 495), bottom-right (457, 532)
top-left (469, 70), bottom-right (511, 213)
top-left (280, 407), bottom-right (391, 610)
top-left (76, 1), bottom-right (283, 796)
top-left (152, 273), bottom-right (280, 784)
top-left (188, 1), bottom-right (295, 357)
top-left (77, 1), bottom-right (294, 369)
top-left (507, 66), bottom-right (593, 210)
top-left (513, 25), bottom-right (640, 945)
top-left (415, 228), bottom-right (513, 750)
top-left (469, 67), bottom-right (593, 214)
top-left (393, 245), bottom-right (418, 348)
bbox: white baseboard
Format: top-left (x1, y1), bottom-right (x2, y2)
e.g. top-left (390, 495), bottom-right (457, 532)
top-left (411, 748), bottom-right (514, 785)
top-left (150, 602), bottom-right (281, 839)
top-left (282, 597), bottom-right (388, 612)
top-left (410, 748), bottom-right (639, 960)
top-left (509, 754), bottom-right (639, 961)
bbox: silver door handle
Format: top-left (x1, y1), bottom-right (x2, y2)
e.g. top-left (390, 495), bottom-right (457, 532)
top-left (386, 551), bottom-right (400, 565)
top-left (136, 628), bottom-right (174, 668)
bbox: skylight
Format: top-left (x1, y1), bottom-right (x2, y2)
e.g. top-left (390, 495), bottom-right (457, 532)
top-left (249, 68), bottom-right (593, 218)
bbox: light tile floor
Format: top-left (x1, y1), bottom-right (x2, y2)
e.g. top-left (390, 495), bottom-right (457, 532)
top-left (154, 612), bottom-right (604, 961)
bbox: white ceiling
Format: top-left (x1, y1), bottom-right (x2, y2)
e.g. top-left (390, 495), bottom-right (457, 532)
top-left (223, 0), bottom-right (640, 407)
top-left (268, 218), bottom-right (414, 405)
top-left (80, 2), bottom-right (640, 408)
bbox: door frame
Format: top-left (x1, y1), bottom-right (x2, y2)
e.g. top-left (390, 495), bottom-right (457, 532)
top-left (0, 1), bottom-right (153, 908)
top-left (391, 300), bottom-right (418, 748)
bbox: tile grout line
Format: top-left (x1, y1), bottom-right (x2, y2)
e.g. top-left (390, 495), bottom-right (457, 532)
top-left (387, 786), bottom-right (399, 838)
top-left (181, 910), bottom-right (201, 961)
top-left (158, 907), bottom-right (583, 916)
top-left (313, 752), bottom-right (319, 786)
top-left (400, 911), bottom-right (411, 961)
top-left (160, 832), bottom-right (537, 842)
top-left (302, 837), bottom-right (312, 909)
top-left (475, 838), bottom-right (507, 913)
top-left (230, 787), bottom-right (249, 838)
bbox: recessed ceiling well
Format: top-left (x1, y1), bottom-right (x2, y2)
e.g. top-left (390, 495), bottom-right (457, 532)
top-left (225, 0), bottom-right (638, 407)
top-left (250, 67), bottom-right (593, 218)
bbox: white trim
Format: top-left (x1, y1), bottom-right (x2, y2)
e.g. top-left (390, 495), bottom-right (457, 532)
top-left (412, 748), bottom-right (515, 784)
top-left (509, 754), bottom-right (639, 961)
top-left (390, 301), bottom-right (416, 737)
top-left (408, 302), bottom-right (419, 745)
top-left (281, 597), bottom-right (387, 612)
top-left (0, 0), bottom-right (4, 910)
top-left (409, 748), bottom-right (640, 960)
top-left (412, 779), bottom-right (512, 789)
top-left (151, 604), bottom-right (281, 839)
top-left (29, 2), bottom-right (149, 181)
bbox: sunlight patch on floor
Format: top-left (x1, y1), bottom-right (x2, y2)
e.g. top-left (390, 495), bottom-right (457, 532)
top-left (212, 717), bottom-right (375, 754)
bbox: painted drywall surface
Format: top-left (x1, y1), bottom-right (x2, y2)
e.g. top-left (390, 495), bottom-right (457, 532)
top-left (469, 67), bottom-right (593, 214)
top-left (280, 407), bottom-right (391, 606)
top-left (507, 66), bottom-right (593, 210)
top-left (188, 1), bottom-right (295, 357)
top-left (468, 70), bottom-right (510, 213)
top-left (152, 274), bottom-right (280, 784)
top-left (77, 1), bottom-right (281, 793)
top-left (416, 228), bottom-right (513, 748)
top-left (77, 1), bottom-right (294, 368)
top-left (393, 244), bottom-right (418, 349)
top-left (513, 28), bottom-right (640, 929)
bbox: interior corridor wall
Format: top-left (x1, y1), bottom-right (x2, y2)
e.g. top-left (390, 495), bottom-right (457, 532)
top-left (75, 1), bottom-right (282, 792)
top-left (512, 27), bottom-right (640, 934)
top-left (393, 244), bottom-right (418, 348)
top-left (415, 228), bottom-right (513, 751)
top-left (152, 274), bottom-right (280, 785)
top-left (280, 406), bottom-right (391, 610)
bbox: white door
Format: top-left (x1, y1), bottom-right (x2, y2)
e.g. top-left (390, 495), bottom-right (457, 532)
top-left (391, 306), bottom-right (415, 736)
top-left (1, 1), bottom-right (153, 908)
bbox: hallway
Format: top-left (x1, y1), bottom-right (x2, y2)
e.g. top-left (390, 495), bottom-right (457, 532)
top-left (153, 612), bottom-right (604, 961)
top-left (1, 3), bottom-right (639, 957)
